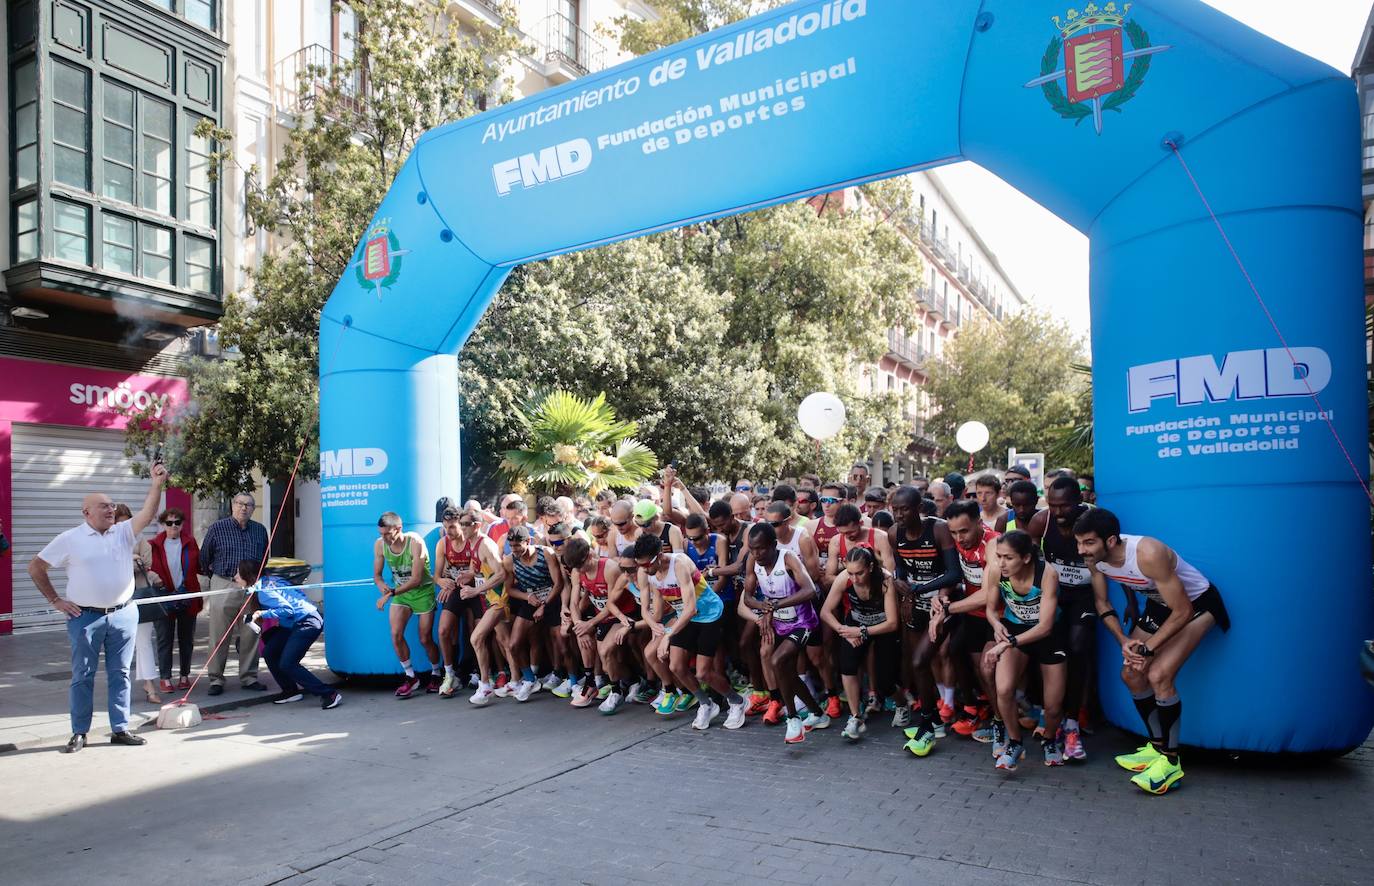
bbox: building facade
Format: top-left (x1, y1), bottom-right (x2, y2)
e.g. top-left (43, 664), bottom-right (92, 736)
top-left (1, 0), bottom-right (225, 632)
top-left (861, 169), bottom-right (1029, 486)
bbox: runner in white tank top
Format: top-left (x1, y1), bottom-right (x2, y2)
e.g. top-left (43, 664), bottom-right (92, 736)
top-left (1093, 535), bottom-right (1210, 604)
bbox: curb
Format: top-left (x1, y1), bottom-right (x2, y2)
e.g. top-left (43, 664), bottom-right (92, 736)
top-left (0, 674), bottom-right (341, 755)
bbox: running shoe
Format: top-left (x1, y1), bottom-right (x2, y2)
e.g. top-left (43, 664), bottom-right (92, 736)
top-left (971, 722), bottom-right (995, 744)
top-left (468, 673), bottom-right (481, 688)
top-left (1063, 726), bottom-right (1087, 761)
top-left (864, 693), bottom-right (881, 717)
top-left (571, 683), bottom-right (597, 708)
top-left (495, 671), bottom-right (509, 690)
top-left (493, 681), bottom-right (512, 698)
top-left (693, 700), bottom-right (719, 730)
top-left (528, 677), bottom-right (544, 695)
top-left (633, 684), bottom-right (656, 705)
top-left (891, 706), bottom-right (912, 729)
top-left (994, 744), bottom-right (1025, 771)
top-left (1043, 739), bottom-right (1065, 767)
top-left (992, 719), bottom-right (1008, 758)
top-left (1019, 704), bottom-right (1041, 730)
top-left (784, 717), bottom-right (805, 744)
top-left (469, 683), bottom-right (494, 706)
top-left (598, 690), bottom-right (624, 715)
top-left (724, 700), bottom-right (748, 730)
top-left (1115, 743), bottom-right (1164, 772)
top-left (625, 681), bottom-right (644, 702)
top-left (1131, 754), bottom-right (1184, 795)
top-left (438, 673), bottom-right (457, 699)
top-left (551, 677), bottom-right (573, 699)
top-left (394, 676), bottom-right (421, 699)
top-left (747, 692), bottom-right (770, 716)
top-left (932, 716), bottom-right (947, 739)
top-left (762, 700), bottom-right (785, 726)
top-left (903, 727), bottom-right (935, 757)
top-left (843, 716), bottom-right (866, 741)
top-left (825, 695), bottom-right (842, 719)
top-left (541, 672), bottom-right (562, 691)
top-left (426, 674), bottom-right (442, 694)
top-left (673, 691), bottom-right (698, 713)
top-left (951, 716), bottom-right (978, 737)
top-left (514, 680), bottom-right (534, 702)
top-left (936, 699), bottom-right (955, 723)
top-left (597, 683), bottom-right (613, 700)
top-left (801, 712), bottom-right (831, 732)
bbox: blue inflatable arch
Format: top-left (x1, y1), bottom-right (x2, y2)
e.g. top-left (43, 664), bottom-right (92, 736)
top-left (318, 0), bottom-right (1372, 753)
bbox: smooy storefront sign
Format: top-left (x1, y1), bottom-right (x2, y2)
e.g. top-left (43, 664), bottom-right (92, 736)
top-left (0, 356), bottom-right (187, 428)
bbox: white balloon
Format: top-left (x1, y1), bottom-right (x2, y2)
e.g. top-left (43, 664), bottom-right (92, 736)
top-left (797, 392), bottom-right (846, 440)
top-left (956, 420), bottom-right (990, 454)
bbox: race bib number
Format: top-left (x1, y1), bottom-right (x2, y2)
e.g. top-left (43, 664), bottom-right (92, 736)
top-left (1006, 598), bottom-right (1041, 623)
top-left (1051, 562), bottom-right (1091, 587)
top-left (852, 608), bottom-right (886, 627)
top-left (589, 595), bottom-right (607, 611)
top-left (773, 605), bottom-right (798, 621)
top-left (530, 587), bottom-right (551, 603)
top-left (961, 562), bottom-right (984, 587)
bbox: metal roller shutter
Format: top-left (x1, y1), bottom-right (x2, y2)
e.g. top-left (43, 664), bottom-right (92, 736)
top-left (9, 423), bottom-right (163, 631)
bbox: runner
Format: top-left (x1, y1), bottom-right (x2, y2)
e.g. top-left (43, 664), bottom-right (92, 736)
top-left (609, 500), bottom-right (644, 556)
top-left (503, 525), bottom-right (566, 702)
top-left (978, 530), bottom-right (1068, 771)
top-left (823, 503), bottom-right (895, 583)
top-left (434, 506), bottom-right (475, 698)
top-left (1075, 508), bottom-right (1230, 795)
top-left (975, 475), bottom-right (1007, 530)
top-left (861, 487), bottom-right (888, 519)
top-left (927, 481), bottom-right (953, 518)
top-left (634, 534), bottom-right (747, 731)
top-left (452, 513), bottom-right (513, 706)
top-left (820, 546), bottom-right (900, 741)
top-left (766, 501), bottom-right (820, 581)
top-left (997, 479), bottom-right (1041, 532)
top-left (1026, 475), bottom-right (1095, 760)
top-left (740, 522), bottom-right (829, 743)
top-left (794, 488), bottom-right (819, 526)
top-left (486, 494), bottom-right (526, 550)
top-left (373, 512), bottom-right (442, 698)
top-left (585, 514), bottom-right (617, 559)
top-left (1079, 474), bottom-right (1096, 504)
top-left (848, 463), bottom-right (872, 491)
top-left (633, 500), bottom-right (684, 555)
top-left (888, 485), bottom-right (962, 756)
top-left (928, 500), bottom-right (1000, 739)
top-left (809, 483), bottom-right (846, 577)
top-left (605, 549), bottom-right (676, 711)
top-left (563, 536), bottom-right (633, 712)
top-left (708, 499), bottom-right (769, 717)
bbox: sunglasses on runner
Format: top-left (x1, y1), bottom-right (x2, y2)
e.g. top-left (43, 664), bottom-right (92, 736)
top-left (687, 533), bottom-right (706, 542)
top-left (819, 496), bottom-right (840, 505)
top-left (767, 519), bottom-right (788, 528)
top-left (613, 519), bottom-right (630, 528)
top-left (550, 538), bottom-right (565, 547)
top-left (458, 520), bottom-right (476, 527)
top-left (635, 558), bottom-right (657, 569)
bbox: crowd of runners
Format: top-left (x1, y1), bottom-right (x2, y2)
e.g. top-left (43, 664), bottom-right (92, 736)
top-left (369, 466), bottom-right (1227, 796)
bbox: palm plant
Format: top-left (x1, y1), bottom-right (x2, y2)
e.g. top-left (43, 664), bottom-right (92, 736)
top-left (500, 391), bottom-right (658, 496)
top-left (1048, 362), bottom-right (1094, 471)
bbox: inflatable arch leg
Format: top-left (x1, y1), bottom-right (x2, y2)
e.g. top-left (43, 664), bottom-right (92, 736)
top-left (320, 0), bottom-right (1371, 752)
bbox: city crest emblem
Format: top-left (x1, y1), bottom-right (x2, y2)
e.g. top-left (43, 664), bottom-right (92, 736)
top-left (352, 219), bottom-right (411, 300)
top-left (1024, 3), bottom-right (1170, 135)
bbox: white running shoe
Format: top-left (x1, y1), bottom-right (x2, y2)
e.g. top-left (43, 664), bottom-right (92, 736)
top-left (724, 700), bottom-right (747, 730)
top-left (514, 680), bottom-right (534, 702)
top-left (542, 672), bottom-right (563, 691)
top-left (842, 716), bottom-right (866, 741)
top-left (528, 677), bottom-right (544, 695)
top-left (493, 681), bottom-right (511, 698)
top-left (467, 673), bottom-right (481, 688)
top-left (598, 691), bottom-right (624, 714)
top-left (692, 701), bottom-right (714, 730)
top-left (469, 684), bottom-right (494, 706)
top-left (802, 712), bottom-right (831, 732)
top-left (649, 689), bottom-right (667, 709)
top-left (626, 680), bottom-right (642, 702)
top-left (784, 717), bottom-right (805, 744)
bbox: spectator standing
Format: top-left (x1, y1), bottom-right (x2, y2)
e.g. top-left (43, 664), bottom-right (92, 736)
top-left (28, 464), bottom-right (168, 752)
top-left (149, 507), bottom-right (201, 691)
top-left (199, 492), bottom-right (269, 696)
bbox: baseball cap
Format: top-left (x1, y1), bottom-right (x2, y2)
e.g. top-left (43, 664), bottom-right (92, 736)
top-left (632, 500), bottom-right (659, 523)
top-left (1005, 464), bottom-right (1031, 479)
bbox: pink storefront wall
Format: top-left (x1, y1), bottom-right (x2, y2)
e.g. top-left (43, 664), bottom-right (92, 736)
top-left (0, 356), bottom-right (191, 634)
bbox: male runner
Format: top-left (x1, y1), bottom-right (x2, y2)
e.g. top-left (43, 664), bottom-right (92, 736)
top-left (373, 512), bottom-right (441, 698)
top-left (809, 483), bottom-right (846, 576)
top-left (848, 463), bottom-right (872, 491)
top-left (823, 503), bottom-right (895, 583)
top-left (609, 500), bottom-right (645, 555)
top-left (633, 500), bottom-right (684, 554)
top-left (975, 475), bottom-right (1008, 530)
top-left (767, 501), bottom-right (820, 581)
top-left (1075, 508), bottom-right (1229, 794)
top-left (563, 536), bottom-right (633, 712)
top-left (888, 486), bottom-right (961, 755)
top-left (434, 507), bottom-right (474, 697)
top-left (928, 500), bottom-right (1000, 739)
top-left (486, 494), bottom-right (525, 549)
top-left (927, 481), bottom-right (954, 518)
top-left (997, 479), bottom-right (1041, 533)
top-left (794, 488), bottom-right (819, 525)
top-left (708, 499), bottom-right (766, 714)
top-left (452, 513), bottom-right (513, 706)
top-left (1026, 475), bottom-right (1095, 759)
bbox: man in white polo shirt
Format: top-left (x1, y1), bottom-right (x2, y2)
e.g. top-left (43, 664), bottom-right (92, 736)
top-left (29, 463), bottom-right (168, 753)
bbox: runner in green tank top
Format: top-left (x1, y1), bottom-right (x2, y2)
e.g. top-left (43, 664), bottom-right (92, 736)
top-left (373, 511), bottom-right (441, 698)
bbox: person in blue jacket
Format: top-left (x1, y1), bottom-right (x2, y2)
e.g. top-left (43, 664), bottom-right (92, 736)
top-left (235, 559), bottom-right (341, 709)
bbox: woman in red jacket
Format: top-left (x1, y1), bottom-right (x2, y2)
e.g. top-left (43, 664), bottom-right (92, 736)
top-left (148, 507), bottom-right (202, 692)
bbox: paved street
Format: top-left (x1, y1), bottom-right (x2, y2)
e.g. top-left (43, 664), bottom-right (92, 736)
top-left (2, 676), bottom-right (1370, 886)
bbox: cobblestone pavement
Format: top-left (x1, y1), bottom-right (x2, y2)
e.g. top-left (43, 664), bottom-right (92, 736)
top-left (4, 683), bottom-right (1368, 886)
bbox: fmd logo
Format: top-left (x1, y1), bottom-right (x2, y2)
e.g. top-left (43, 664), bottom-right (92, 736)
top-left (492, 139), bottom-right (592, 197)
top-left (321, 447), bottom-right (389, 479)
top-left (1127, 347), bottom-right (1331, 413)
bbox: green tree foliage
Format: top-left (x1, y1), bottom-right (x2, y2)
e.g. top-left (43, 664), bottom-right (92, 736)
top-left (500, 391), bottom-right (657, 495)
top-left (612, 0), bottom-right (772, 55)
top-left (123, 0), bottom-right (522, 496)
top-left (923, 310), bottom-right (1091, 475)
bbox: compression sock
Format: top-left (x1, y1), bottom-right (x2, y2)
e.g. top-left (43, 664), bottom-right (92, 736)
top-left (1155, 695), bottom-right (1181, 761)
top-left (726, 690), bottom-right (744, 706)
top-left (708, 689), bottom-right (726, 707)
top-left (521, 666), bottom-right (536, 683)
top-left (400, 660), bottom-right (415, 678)
top-left (1132, 689), bottom-right (1161, 744)
top-left (693, 687), bottom-right (711, 706)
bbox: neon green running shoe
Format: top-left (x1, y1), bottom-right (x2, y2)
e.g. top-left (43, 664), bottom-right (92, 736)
top-left (904, 729), bottom-right (935, 757)
top-left (1131, 754), bottom-right (1184, 794)
top-left (597, 683), bottom-right (613, 700)
top-left (1115, 743), bottom-right (1164, 772)
top-left (673, 690), bottom-right (698, 712)
top-left (654, 691), bottom-right (677, 715)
